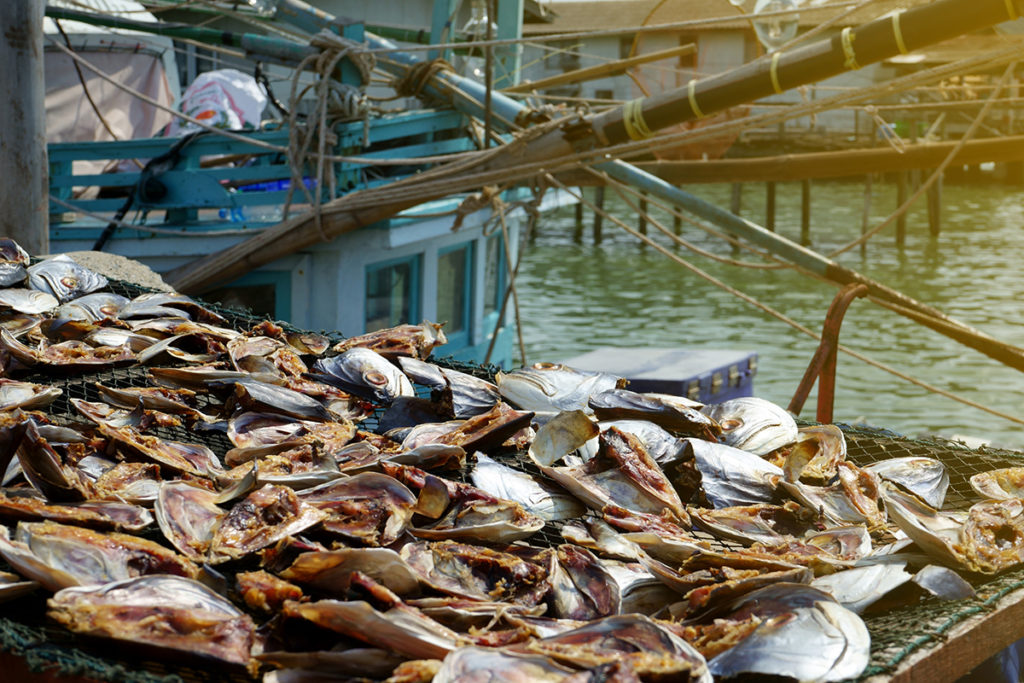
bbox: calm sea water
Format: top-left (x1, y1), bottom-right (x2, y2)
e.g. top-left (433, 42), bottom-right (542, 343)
top-left (515, 178), bottom-right (1024, 449)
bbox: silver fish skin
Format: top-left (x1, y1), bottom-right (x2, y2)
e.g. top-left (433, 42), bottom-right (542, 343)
top-left (15, 520), bottom-right (197, 588)
top-left (685, 438), bottom-right (783, 508)
top-left (866, 457), bottom-right (949, 508)
top-left (312, 347), bottom-right (413, 404)
top-left (811, 562), bottom-right (913, 614)
top-left (434, 647), bottom-right (580, 683)
top-left (0, 288), bottom-right (58, 314)
top-left (0, 569), bottom-right (37, 604)
top-left (28, 255), bottom-right (108, 303)
top-left (53, 293), bottom-right (128, 323)
top-left (700, 396), bottom-right (798, 455)
top-left (47, 575), bottom-right (256, 666)
top-left (0, 238), bottom-right (29, 286)
top-left (706, 586), bottom-right (869, 682)
top-left (398, 356), bottom-right (500, 418)
top-left (0, 379), bottom-right (61, 411)
top-left (496, 362), bottom-right (624, 414)
top-left (470, 452), bottom-right (585, 522)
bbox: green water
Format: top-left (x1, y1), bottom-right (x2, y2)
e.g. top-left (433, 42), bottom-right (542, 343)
top-left (515, 178), bottom-right (1024, 448)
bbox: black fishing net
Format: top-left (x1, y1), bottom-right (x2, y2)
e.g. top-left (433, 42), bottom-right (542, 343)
top-left (3, 276), bottom-right (1024, 681)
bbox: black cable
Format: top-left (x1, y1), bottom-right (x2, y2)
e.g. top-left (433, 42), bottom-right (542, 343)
top-left (93, 131), bottom-right (209, 251)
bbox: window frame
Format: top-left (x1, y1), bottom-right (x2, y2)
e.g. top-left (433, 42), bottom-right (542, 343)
top-left (436, 241), bottom-right (474, 351)
top-left (364, 254), bottom-right (421, 333)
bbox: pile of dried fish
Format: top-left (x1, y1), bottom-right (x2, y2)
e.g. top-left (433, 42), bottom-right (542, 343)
top-left (0, 240), bottom-right (1017, 683)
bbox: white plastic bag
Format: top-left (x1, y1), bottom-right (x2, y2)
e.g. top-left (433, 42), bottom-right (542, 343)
top-left (166, 68), bottom-right (267, 137)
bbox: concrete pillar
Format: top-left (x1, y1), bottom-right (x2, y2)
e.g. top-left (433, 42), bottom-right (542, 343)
top-left (0, 0), bottom-right (49, 255)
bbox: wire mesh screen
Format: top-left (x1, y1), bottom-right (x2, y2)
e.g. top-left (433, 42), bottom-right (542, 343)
top-left (4, 276), bottom-right (1024, 681)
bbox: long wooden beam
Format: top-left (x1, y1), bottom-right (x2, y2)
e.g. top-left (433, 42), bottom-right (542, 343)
top-left (551, 135), bottom-right (1024, 185)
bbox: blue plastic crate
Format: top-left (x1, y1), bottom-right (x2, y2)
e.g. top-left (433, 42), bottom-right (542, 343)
top-left (562, 347), bottom-right (757, 404)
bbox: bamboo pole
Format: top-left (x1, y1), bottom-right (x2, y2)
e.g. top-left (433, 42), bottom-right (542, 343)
top-left (502, 43), bottom-right (696, 94)
top-left (800, 179), bottom-right (811, 246)
top-left (588, 0), bottom-right (1024, 147)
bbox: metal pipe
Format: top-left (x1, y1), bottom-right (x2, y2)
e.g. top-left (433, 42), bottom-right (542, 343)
top-left (2, 0), bottom-right (48, 255)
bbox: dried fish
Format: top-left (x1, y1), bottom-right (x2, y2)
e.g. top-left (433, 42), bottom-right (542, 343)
top-left (332, 320), bottom-right (447, 360)
top-left (866, 456), bottom-right (949, 508)
top-left (686, 438), bottom-right (783, 508)
top-left (589, 388), bottom-right (721, 440)
top-left (811, 562), bottom-right (913, 614)
top-left (48, 575), bottom-right (256, 666)
top-left (208, 484), bottom-right (327, 564)
top-left (433, 647), bottom-right (579, 683)
top-left (285, 573), bottom-right (466, 660)
top-left (970, 466), bottom-right (1024, 501)
top-left (496, 363), bottom-right (624, 414)
top-left (155, 481), bottom-right (226, 561)
top-left (517, 614), bottom-right (712, 682)
top-left (28, 255), bottom-right (108, 303)
top-left (783, 424), bottom-right (847, 485)
top-left (398, 356), bottom-right (499, 418)
top-left (0, 238), bottom-right (29, 286)
top-left (0, 379), bottom-right (61, 411)
top-left (471, 452), bottom-right (586, 522)
top-left (0, 288), bottom-right (58, 315)
top-left (700, 396), bottom-right (798, 455)
top-left (281, 548), bottom-right (422, 597)
top-left (311, 347), bottom-right (413, 403)
top-left (299, 472), bottom-right (416, 546)
top-left (12, 520), bottom-right (198, 588)
top-left (883, 484), bottom-right (1024, 574)
top-left (701, 584), bottom-right (869, 682)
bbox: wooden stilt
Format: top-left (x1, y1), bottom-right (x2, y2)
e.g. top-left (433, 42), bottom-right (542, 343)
top-left (638, 193), bottom-right (648, 235)
top-left (730, 183), bottom-right (742, 253)
top-left (896, 171), bottom-right (907, 249)
top-left (927, 172), bottom-right (943, 237)
top-left (673, 205), bottom-right (682, 235)
top-left (593, 185), bottom-right (605, 244)
top-left (800, 179), bottom-right (811, 246)
top-left (861, 174), bottom-right (873, 256)
top-left (766, 181), bottom-right (776, 233)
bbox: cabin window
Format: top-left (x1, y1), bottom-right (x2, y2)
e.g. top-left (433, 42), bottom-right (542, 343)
top-left (202, 271), bottom-right (291, 321)
top-left (437, 243), bottom-right (473, 343)
top-left (483, 234), bottom-right (505, 318)
top-left (366, 256), bottom-right (420, 332)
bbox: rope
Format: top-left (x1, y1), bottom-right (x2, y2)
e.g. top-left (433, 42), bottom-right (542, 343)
top-left (841, 27), bottom-right (861, 70)
top-left (393, 58), bottom-right (456, 98)
top-left (546, 172), bottom-right (1024, 428)
top-left (891, 11), bottom-right (909, 55)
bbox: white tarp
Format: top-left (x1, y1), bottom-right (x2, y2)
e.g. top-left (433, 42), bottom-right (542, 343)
top-left (44, 0), bottom-right (179, 144)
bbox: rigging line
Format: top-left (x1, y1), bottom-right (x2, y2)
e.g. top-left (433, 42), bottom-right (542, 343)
top-left (597, 171), bottom-right (792, 270)
top-left (493, 195), bottom-right (527, 367)
top-left (827, 62), bottom-right (1014, 257)
top-left (544, 174), bottom-right (1024, 428)
top-left (364, 1), bottom-right (864, 54)
top-left (47, 195), bottom-right (268, 237)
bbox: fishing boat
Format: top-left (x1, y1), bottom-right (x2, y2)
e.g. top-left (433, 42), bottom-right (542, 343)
top-left (42, 0), bottom-right (577, 369)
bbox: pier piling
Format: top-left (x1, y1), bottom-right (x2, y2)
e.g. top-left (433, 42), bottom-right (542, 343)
top-left (593, 185), bottom-right (605, 244)
top-left (800, 179), bottom-right (811, 246)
